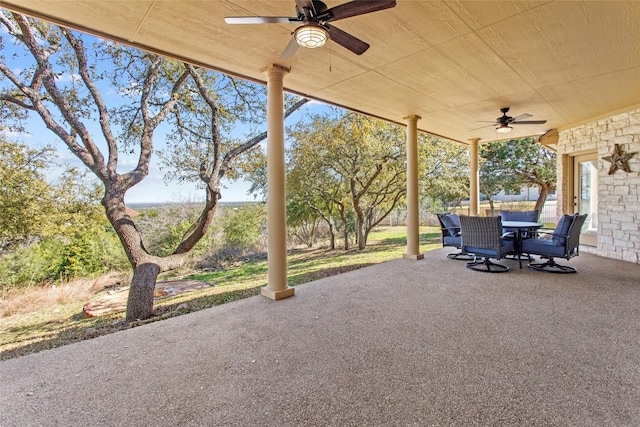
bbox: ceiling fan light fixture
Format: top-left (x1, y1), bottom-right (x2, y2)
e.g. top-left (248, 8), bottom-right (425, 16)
top-left (496, 124), bottom-right (513, 134)
top-left (294, 24), bottom-right (328, 48)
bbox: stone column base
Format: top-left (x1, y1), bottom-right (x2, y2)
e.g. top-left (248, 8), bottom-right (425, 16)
top-left (261, 286), bottom-right (295, 300)
top-left (403, 253), bottom-right (425, 260)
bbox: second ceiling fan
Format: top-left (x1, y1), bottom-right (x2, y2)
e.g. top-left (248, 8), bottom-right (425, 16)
top-left (224, 0), bottom-right (396, 58)
top-left (471, 107), bottom-right (547, 134)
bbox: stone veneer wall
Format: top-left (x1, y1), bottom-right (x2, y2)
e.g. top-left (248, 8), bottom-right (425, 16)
top-left (556, 107), bottom-right (640, 263)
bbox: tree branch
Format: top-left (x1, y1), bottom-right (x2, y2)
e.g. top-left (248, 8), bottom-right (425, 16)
top-left (219, 97), bottom-right (310, 175)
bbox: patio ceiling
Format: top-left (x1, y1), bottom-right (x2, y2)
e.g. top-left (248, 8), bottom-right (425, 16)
top-left (1, 0), bottom-right (639, 144)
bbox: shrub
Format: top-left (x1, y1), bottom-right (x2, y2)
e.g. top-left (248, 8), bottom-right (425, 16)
top-left (138, 203), bottom-right (219, 259)
top-left (222, 204), bottom-right (266, 250)
top-left (0, 227), bottom-right (128, 289)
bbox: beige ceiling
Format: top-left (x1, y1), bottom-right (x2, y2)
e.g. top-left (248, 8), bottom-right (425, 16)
top-left (2, 0), bottom-right (639, 144)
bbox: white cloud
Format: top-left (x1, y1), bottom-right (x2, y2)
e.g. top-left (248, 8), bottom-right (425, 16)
top-left (118, 81), bottom-right (142, 97)
top-left (0, 129), bottom-right (32, 138)
top-left (55, 72), bottom-right (81, 83)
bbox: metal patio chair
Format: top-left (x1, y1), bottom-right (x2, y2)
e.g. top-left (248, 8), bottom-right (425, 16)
top-left (436, 213), bottom-right (473, 260)
top-left (499, 209), bottom-right (540, 239)
top-left (521, 214), bottom-right (588, 274)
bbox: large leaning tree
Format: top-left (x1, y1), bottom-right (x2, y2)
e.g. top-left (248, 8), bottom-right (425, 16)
top-left (0, 12), bottom-right (308, 321)
top-left (480, 137), bottom-right (556, 212)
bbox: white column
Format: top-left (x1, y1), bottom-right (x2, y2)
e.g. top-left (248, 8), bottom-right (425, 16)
top-left (403, 115), bottom-right (424, 260)
top-left (261, 65), bottom-right (294, 300)
top-left (469, 138), bottom-right (480, 216)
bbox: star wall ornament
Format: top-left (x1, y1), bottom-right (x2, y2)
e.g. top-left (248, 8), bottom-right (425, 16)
top-left (602, 143), bottom-right (636, 175)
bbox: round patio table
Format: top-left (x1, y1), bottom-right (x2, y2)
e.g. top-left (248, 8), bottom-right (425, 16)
top-left (502, 221), bottom-right (543, 269)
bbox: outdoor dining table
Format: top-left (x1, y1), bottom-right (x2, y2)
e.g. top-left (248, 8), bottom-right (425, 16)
top-left (502, 220), bottom-right (543, 269)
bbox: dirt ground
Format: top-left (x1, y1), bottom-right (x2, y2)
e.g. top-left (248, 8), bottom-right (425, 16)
top-left (82, 280), bottom-right (214, 317)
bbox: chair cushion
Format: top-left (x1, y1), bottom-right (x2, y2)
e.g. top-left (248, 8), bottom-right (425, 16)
top-left (500, 210), bottom-right (538, 222)
top-left (553, 214), bottom-right (574, 246)
top-left (500, 210), bottom-right (539, 236)
top-left (466, 239), bottom-right (514, 258)
top-left (440, 214), bottom-right (460, 234)
top-left (521, 238), bottom-right (567, 257)
top-left (443, 235), bottom-right (461, 247)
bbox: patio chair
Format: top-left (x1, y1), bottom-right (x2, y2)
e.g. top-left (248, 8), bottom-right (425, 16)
top-left (459, 215), bottom-right (515, 273)
top-left (436, 213), bottom-right (473, 260)
top-left (499, 209), bottom-right (540, 263)
top-left (521, 214), bottom-right (587, 273)
top-left (499, 209), bottom-right (540, 238)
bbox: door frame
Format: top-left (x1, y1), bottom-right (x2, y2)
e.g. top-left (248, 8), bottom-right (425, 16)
top-left (569, 151), bottom-right (598, 246)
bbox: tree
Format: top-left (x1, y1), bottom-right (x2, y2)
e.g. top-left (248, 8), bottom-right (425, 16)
top-left (0, 137), bottom-right (55, 251)
top-left (479, 147), bottom-right (512, 214)
top-left (287, 113), bottom-right (347, 249)
top-left (288, 112), bottom-right (406, 250)
top-left (0, 13), bottom-right (307, 321)
top-left (480, 138), bottom-right (556, 212)
top-left (509, 138), bottom-right (556, 212)
top-left (286, 197), bottom-right (321, 248)
top-left (417, 134), bottom-right (469, 210)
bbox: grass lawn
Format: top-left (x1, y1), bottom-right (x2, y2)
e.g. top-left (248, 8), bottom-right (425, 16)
top-left (1, 226), bottom-right (441, 360)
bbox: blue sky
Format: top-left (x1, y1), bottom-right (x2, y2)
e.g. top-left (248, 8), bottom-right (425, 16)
top-left (0, 18), bottom-right (331, 204)
top-left (11, 98), bottom-right (328, 205)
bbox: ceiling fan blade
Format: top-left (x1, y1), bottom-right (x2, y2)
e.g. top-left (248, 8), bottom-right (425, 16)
top-left (468, 124), bottom-right (496, 132)
top-left (326, 24), bottom-right (369, 55)
top-left (511, 113), bottom-right (533, 121)
top-left (322, 0), bottom-right (397, 22)
top-left (512, 120), bottom-right (547, 125)
top-left (281, 36), bottom-right (300, 58)
top-left (224, 16), bottom-right (299, 24)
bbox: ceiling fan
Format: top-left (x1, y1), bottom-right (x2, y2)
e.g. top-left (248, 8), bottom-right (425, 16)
top-left (224, 0), bottom-right (396, 58)
top-left (471, 107), bottom-right (547, 134)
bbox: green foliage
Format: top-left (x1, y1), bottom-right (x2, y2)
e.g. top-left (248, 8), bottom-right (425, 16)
top-left (480, 138), bottom-right (557, 210)
top-left (138, 204), bottom-right (219, 259)
top-left (287, 198), bottom-right (321, 247)
top-left (418, 133), bottom-right (469, 208)
top-left (49, 227), bottom-right (128, 281)
top-left (0, 227), bottom-right (128, 288)
top-left (287, 111), bottom-right (407, 249)
top-left (148, 219), bottom-right (195, 258)
top-left (0, 138), bottom-right (56, 250)
top-left (0, 166), bottom-right (129, 288)
top-left (222, 204), bottom-right (266, 249)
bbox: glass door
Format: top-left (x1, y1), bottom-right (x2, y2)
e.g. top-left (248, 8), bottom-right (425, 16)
top-left (572, 153), bottom-right (598, 246)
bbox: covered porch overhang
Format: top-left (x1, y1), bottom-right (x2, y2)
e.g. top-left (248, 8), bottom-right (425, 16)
top-left (2, 1), bottom-right (638, 143)
top-left (1, 0), bottom-right (638, 286)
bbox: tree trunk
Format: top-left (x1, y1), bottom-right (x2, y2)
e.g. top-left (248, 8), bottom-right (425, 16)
top-left (352, 192), bottom-right (366, 250)
top-left (342, 226), bottom-right (349, 250)
top-left (328, 221), bottom-right (335, 250)
top-left (534, 184), bottom-right (550, 213)
top-left (357, 231), bottom-right (366, 250)
top-left (126, 262), bottom-right (161, 322)
top-left (357, 216), bottom-right (366, 250)
top-left (337, 206), bottom-right (349, 250)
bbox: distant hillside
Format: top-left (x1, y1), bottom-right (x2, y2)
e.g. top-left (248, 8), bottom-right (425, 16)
top-left (127, 201), bottom-right (263, 210)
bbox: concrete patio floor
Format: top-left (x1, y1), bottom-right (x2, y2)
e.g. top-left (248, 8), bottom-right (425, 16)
top-left (2, 248), bottom-right (639, 426)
